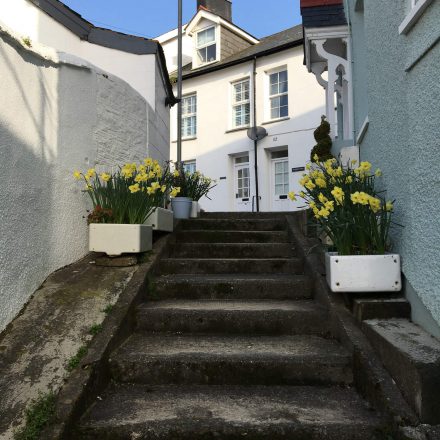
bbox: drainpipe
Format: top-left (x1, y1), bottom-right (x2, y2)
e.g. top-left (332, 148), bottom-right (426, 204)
top-left (252, 56), bottom-right (260, 212)
top-left (176, 0), bottom-right (183, 166)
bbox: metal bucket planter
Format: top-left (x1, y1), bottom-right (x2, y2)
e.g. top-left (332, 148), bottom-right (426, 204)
top-left (325, 252), bottom-right (402, 292)
top-left (89, 224), bottom-right (152, 256)
top-left (171, 197), bottom-right (192, 219)
top-left (144, 207), bottom-right (174, 232)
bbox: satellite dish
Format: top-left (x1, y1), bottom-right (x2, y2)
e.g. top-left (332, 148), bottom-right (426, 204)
top-left (247, 126), bottom-right (268, 141)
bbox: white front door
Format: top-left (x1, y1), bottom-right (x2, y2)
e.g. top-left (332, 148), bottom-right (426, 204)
top-left (271, 157), bottom-right (290, 211)
top-left (234, 162), bottom-right (251, 212)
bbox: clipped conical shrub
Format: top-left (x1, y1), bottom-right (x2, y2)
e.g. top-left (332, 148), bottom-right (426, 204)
top-left (310, 115), bottom-right (334, 162)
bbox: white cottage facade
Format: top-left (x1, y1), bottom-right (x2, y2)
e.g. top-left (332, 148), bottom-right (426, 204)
top-left (159, 0), bottom-right (326, 212)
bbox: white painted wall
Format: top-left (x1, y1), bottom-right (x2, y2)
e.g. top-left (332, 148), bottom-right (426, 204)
top-left (0, 28), bottom-right (170, 332)
top-left (0, 0), bottom-right (158, 109)
top-left (169, 46), bottom-right (325, 212)
top-left (157, 27), bottom-right (193, 73)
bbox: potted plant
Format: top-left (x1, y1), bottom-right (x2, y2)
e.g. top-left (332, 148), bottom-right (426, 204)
top-left (185, 171), bottom-right (217, 218)
top-left (295, 156), bottom-right (402, 292)
top-left (73, 159), bottom-right (178, 256)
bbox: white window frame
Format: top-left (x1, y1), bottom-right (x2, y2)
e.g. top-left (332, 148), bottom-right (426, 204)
top-left (268, 68), bottom-right (289, 121)
top-left (195, 25), bottom-right (218, 66)
top-left (181, 94), bottom-right (197, 139)
top-left (231, 78), bottom-right (251, 129)
top-left (183, 160), bottom-right (196, 174)
top-left (399, 0), bottom-right (433, 35)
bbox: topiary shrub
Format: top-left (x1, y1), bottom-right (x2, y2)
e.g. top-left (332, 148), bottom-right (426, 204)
top-left (310, 115), bottom-right (334, 162)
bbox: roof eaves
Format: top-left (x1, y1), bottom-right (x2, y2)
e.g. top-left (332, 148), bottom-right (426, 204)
top-left (183, 37), bottom-right (303, 80)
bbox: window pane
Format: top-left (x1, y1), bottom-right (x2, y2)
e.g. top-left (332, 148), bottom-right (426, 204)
top-left (270, 72), bottom-right (278, 85)
top-left (197, 27), bottom-right (215, 46)
top-left (270, 83), bottom-right (278, 96)
top-left (280, 105), bottom-right (288, 117)
top-left (206, 44), bottom-right (216, 62)
top-left (271, 107), bottom-right (280, 120)
top-left (279, 81), bottom-right (288, 93)
top-left (271, 97), bottom-right (280, 109)
top-left (279, 70), bottom-right (287, 82)
top-left (280, 95), bottom-right (288, 106)
top-left (197, 47), bottom-right (207, 63)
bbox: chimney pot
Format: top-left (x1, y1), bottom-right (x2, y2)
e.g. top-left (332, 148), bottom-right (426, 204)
top-left (197, 0), bottom-right (232, 22)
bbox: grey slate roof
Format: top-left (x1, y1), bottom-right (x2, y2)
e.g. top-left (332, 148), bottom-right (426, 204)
top-left (183, 25), bottom-right (304, 79)
top-left (27, 0), bottom-right (177, 105)
top-left (301, 5), bottom-right (347, 28)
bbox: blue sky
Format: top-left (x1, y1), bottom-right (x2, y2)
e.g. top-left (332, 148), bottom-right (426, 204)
top-left (61, 0), bottom-right (301, 39)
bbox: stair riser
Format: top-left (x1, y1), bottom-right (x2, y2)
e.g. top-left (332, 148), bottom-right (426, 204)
top-left (175, 231), bottom-right (288, 243)
top-left (79, 424), bottom-right (381, 440)
top-left (156, 259), bottom-right (303, 275)
top-left (110, 358), bottom-right (353, 386)
top-left (136, 310), bottom-right (329, 335)
top-left (152, 279), bottom-right (312, 300)
top-left (180, 219), bottom-right (286, 231)
top-left (170, 244), bottom-right (294, 259)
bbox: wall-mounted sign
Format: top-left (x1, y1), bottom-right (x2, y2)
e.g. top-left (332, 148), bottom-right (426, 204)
top-left (292, 167), bottom-right (305, 172)
top-left (219, 176), bottom-right (227, 180)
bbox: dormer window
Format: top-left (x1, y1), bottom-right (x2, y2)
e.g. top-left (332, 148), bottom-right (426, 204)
top-left (196, 26), bottom-right (217, 64)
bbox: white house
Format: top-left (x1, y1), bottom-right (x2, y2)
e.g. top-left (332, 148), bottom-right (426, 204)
top-left (159, 0), bottom-right (325, 212)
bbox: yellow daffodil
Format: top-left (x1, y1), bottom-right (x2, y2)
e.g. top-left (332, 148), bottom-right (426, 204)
top-left (135, 173), bottom-right (148, 183)
top-left (144, 158), bottom-right (153, 167)
top-left (73, 170), bottom-right (81, 180)
top-left (85, 184), bottom-right (92, 191)
top-left (299, 191), bottom-right (306, 198)
top-left (351, 159), bottom-right (357, 165)
top-left (318, 193), bottom-right (328, 204)
top-left (151, 182), bottom-right (161, 190)
top-left (309, 201), bottom-right (317, 209)
top-left (315, 177), bottom-right (326, 188)
top-left (87, 168), bottom-right (96, 177)
top-left (170, 187), bottom-right (181, 197)
top-left (138, 165), bottom-right (146, 173)
top-left (299, 176), bottom-right (310, 187)
top-left (369, 196), bottom-right (381, 213)
top-left (318, 207), bottom-right (331, 218)
top-left (325, 200), bottom-right (335, 212)
top-left (129, 183), bottom-right (140, 193)
top-left (146, 186), bottom-right (155, 195)
top-left (173, 170), bottom-right (180, 177)
top-left (360, 161), bottom-right (372, 171)
top-left (100, 172), bottom-right (111, 182)
top-left (306, 163), bottom-right (311, 170)
top-left (288, 192), bottom-right (297, 201)
top-left (386, 201), bottom-right (394, 212)
top-left (305, 180), bottom-right (316, 190)
top-left (313, 153), bottom-right (319, 162)
top-left (148, 171), bottom-right (156, 178)
top-left (331, 186), bottom-right (345, 205)
top-left (161, 185), bottom-right (167, 193)
top-left (375, 169), bottom-right (382, 177)
top-left (345, 176), bottom-right (353, 184)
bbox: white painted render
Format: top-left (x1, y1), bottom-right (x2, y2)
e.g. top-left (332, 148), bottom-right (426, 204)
top-left (167, 46), bottom-right (325, 212)
top-left (156, 27), bottom-right (193, 74)
top-left (0, 27), bottom-right (170, 332)
top-left (0, 0), bottom-right (158, 109)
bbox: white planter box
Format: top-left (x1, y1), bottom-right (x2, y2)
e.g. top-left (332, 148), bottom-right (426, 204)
top-left (89, 224), bottom-right (152, 256)
top-left (144, 207), bottom-right (174, 232)
top-left (325, 252), bottom-right (402, 292)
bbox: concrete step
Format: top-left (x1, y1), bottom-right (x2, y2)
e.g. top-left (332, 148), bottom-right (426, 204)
top-left (180, 218), bottom-right (287, 231)
top-left (110, 333), bottom-right (353, 386)
top-left (156, 258), bottom-right (303, 275)
top-left (201, 211), bottom-right (297, 219)
top-left (136, 300), bottom-right (329, 335)
top-left (363, 318), bottom-right (440, 424)
top-left (175, 230), bottom-right (288, 243)
top-left (78, 384), bottom-right (384, 439)
top-left (151, 274), bottom-right (312, 300)
top-left (170, 243), bottom-right (295, 259)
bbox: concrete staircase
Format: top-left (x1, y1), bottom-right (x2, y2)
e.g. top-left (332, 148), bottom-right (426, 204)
top-left (77, 213), bottom-right (385, 439)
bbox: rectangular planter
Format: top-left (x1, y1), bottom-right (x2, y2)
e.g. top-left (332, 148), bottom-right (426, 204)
top-left (89, 224), bottom-right (152, 256)
top-left (325, 252), bottom-right (402, 292)
top-left (144, 208), bottom-right (174, 232)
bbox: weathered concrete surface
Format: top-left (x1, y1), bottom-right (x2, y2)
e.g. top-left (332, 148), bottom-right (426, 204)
top-left (0, 255), bottom-right (137, 439)
top-left (353, 297), bottom-right (411, 321)
top-left (78, 384), bottom-right (385, 439)
top-left (110, 333), bottom-right (353, 385)
top-left (175, 230), bottom-right (289, 243)
top-left (363, 319), bottom-right (440, 424)
top-left (400, 425), bottom-right (440, 440)
top-left (179, 218), bottom-right (287, 231)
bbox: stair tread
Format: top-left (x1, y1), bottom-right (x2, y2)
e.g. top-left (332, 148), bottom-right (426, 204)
top-left (139, 299), bottom-right (323, 312)
top-left (156, 273), bottom-right (308, 281)
top-left (79, 384), bottom-right (383, 438)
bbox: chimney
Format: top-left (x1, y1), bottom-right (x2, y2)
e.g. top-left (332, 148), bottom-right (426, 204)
top-left (197, 0), bottom-right (232, 22)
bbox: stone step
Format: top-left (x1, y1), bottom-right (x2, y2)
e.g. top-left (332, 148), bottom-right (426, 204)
top-left (151, 274), bottom-right (312, 300)
top-left (175, 230), bottom-right (288, 243)
top-left (179, 218), bottom-right (287, 231)
top-left (156, 258), bottom-right (303, 275)
top-left (136, 300), bottom-right (329, 335)
top-left (109, 333), bottom-right (353, 386)
top-left (78, 384), bottom-right (384, 439)
top-left (363, 318), bottom-right (440, 424)
top-left (201, 211), bottom-right (296, 219)
top-left (170, 243), bottom-right (295, 259)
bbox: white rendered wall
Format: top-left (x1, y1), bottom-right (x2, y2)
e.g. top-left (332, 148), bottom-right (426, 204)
top-left (0, 0), bottom-right (158, 109)
top-left (158, 29), bottom-right (193, 74)
top-left (170, 46), bottom-right (325, 212)
top-left (0, 29), bottom-right (170, 332)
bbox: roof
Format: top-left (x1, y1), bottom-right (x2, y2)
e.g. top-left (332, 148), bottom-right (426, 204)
top-left (182, 25), bottom-right (304, 80)
top-left (27, 0), bottom-right (177, 105)
top-left (301, 4), bottom-right (347, 28)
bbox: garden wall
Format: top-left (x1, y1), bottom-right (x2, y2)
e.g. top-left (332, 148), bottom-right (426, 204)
top-left (0, 28), bottom-right (169, 332)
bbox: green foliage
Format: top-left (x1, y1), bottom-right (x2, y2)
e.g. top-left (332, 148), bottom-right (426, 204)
top-left (66, 346), bottom-right (88, 372)
top-left (22, 37), bottom-right (32, 47)
top-left (14, 392), bottom-right (55, 440)
top-left (102, 304), bottom-right (114, 314)
top-left (172, 167), bottom-right (216, 201)
top-left (88, 324), bottom-right (103, 335)
top-left (300, 158), bottom-right (399, 255)
top-left (310, 115), bottom-right (334, 162)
